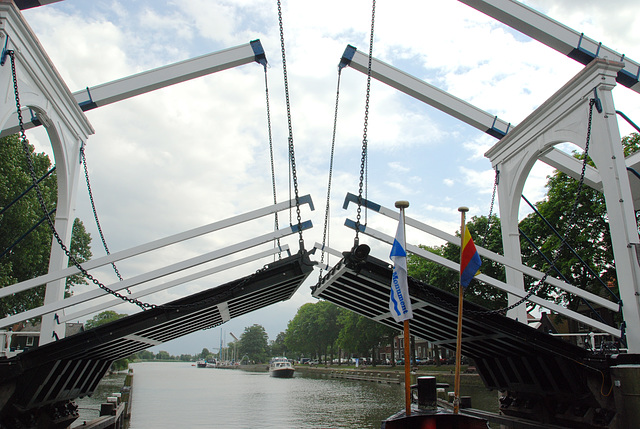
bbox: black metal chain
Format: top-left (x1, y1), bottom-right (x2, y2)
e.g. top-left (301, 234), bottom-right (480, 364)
top-left (482, 168), bottom-right (499, 248)
top-left (354, 0), bottom-right (376, 248)
top-left (7, 50), bottom-right (154, 310)
top-left (262, 62), bottom-right (282, 259)
top-left (467, 98), bottom-right (598, 316)
top-left (318, 70), bottom-right (343, 282)
top-left (80, 145), bottom-right (131, 292)
top-left (277, 0), bottom-right (304, 251)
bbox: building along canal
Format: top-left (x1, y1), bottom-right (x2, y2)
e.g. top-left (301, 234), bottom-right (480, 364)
top-left (74, 362), bottom-right (498, 428)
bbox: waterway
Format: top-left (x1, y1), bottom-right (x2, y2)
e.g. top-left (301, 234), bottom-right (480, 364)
top-left (74, 362), bottom-right (499, 428)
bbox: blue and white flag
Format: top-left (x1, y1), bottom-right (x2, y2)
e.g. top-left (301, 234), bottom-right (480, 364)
top-left (389, 211), bottom-right (413, 323)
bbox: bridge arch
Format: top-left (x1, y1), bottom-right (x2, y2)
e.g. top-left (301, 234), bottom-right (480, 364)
top-left (486, 59), bottom-right (640, 351)
top-left (0, 3), bottom-right (94, 344)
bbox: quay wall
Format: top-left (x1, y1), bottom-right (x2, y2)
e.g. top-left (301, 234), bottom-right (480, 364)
top-left (295, 366), bottom-right (483, 385)
top-left (76, 369), bottom-right (133, 429)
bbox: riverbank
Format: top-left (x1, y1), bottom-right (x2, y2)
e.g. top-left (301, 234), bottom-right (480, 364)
top-left (72, 369), bottom-right (132, 428)
top-left (211, 362), bottom-right (484, 384)
top-left (295, 365), bottom-right (484, 386)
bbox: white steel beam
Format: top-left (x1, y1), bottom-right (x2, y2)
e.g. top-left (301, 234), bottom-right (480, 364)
top-left (313, 242), bottom-right (343, 259)
top-left (0, 222), bottom-right (312, 327)
top-left (59, 245), bottom-right (290, 323)
top-left (312, 242), bottom-right (344, 270)
top-left (459, 0), bottom-right (640, 94)
top-left (1, 40), bottom-right (266, 136)
top-left (339, 46), bottom-right (603, 188)
top-left (342, 193), bottom-right (618, 312)
top-left (345, 219), bottom-right (620, 337)
top-left (0, 195), bottom-right (313, 298)
top-left (340, 45), bottom-right (511, 139)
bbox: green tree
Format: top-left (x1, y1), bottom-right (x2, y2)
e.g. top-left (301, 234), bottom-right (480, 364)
top-left (199, 348), bottom-right (210, 359)
top-left (517, 133), bottom-right (640, 311)
top-left (137, 350), bottom-right (155, 360)
top-left (314, 301), bottom-right (342, 364)
top-left (155, 350), bottom-right (171, 360)
top-left (238, 324), bottom-right (269, 363)
top-left (0, 134), bottom-right (92, 317)
top-left (270, 332), bottom-right (288, 357)
top-left (84, 310), bottom-right (127, 330)
top-left (337, 310), bottom-right (395, 364)
top-left (285, 302), bottom-right (317, 358)
top-left (407, 133), bottom-right (640, 315)
top-left (285, 301), bottom-right (343, 361)
top-left (65, 218), bottom-right (92, 293)
top-left (407, 214), bottom-right (507, 310)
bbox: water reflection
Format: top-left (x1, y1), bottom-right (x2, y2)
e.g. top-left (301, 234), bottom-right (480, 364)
top-left (76, 363), bottom-right (498, 428)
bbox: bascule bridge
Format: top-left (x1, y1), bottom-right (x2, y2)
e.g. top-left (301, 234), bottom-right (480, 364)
top-left (1, 0), bottom-right (640, 428)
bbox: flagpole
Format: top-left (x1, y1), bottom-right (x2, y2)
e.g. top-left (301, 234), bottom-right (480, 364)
top-left (454, 206), bottom-right (468, 415)
top-left (395, 200), bottom-right (412, 417)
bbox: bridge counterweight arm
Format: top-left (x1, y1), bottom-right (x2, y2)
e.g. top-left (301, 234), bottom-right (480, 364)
top-left (340, 45), bottom-right (512, 139)
top-left (459, 0), bottom-right (640, 94)
top-left (0, 40), bottom-right (266, 136)
top-left (339, 45), bottom-right (605, 191)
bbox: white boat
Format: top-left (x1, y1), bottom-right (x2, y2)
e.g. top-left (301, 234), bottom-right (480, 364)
top-left (196, 359), bottom-right (207, 368)
top-left (269, 357), bottom-right (295, 378)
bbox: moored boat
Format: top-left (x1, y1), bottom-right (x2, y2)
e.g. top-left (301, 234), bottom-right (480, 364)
top-left (269, 357), bottom-right (295, 378)
top-left (196, 359), bottom-right (207, 368)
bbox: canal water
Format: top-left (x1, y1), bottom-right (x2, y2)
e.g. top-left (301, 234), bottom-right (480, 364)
top-left (75, 362), bottom-right (499, 428)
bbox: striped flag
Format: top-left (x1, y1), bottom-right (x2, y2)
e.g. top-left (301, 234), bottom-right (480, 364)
top-left (460, 225), bottom-right (481, 288)
top-left (389, 211), bottom-right (413, 322)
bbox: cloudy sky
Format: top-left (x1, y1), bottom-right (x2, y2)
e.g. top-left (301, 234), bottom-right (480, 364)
top-left (17, 0), bottom-right (640, 355)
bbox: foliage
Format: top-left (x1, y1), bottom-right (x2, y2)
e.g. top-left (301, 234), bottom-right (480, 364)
top-left (407, 133), bottom-right (640, 315)
top-left (0, 134), bottom-right (92, 317)
top-left (198, 348), bottom-right (211, 359)
top-left (270, 332), bottom-right (287, 357)
top-left (84, 310), bottom-right (128, 330)
top-left (65, 218), bottom-right (92, 292)
top-left (285, 301), bottom-right (343, 362)
top-left (517, 133), bottom-right (640, 310)
top-left (337, 310), bottom-right (397, 359)
top-left (137, 350), bottom-right (155, 360)
top-left (238, 324), bottom-right (269, 363)
top-left (155, 350), bottom-right (171, 360)
top-left (284, 300), bottom-right (394, 364)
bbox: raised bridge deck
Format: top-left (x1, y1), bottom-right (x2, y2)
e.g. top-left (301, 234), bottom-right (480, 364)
top-left (0, 251), bottom-right (313, 426)
top-left (312, 249), bottom-right (639, 428)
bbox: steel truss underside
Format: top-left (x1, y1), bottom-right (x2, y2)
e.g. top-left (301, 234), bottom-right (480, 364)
top-left (0, 251), bottom-right (314, 417)
top-left (313, 251), bottom-right (638, 427)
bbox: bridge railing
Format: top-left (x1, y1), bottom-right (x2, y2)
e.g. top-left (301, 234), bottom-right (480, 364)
top-left (0, 196), bottom-right (314, 329)
top-left (336, 192), bottom-right (621, 337)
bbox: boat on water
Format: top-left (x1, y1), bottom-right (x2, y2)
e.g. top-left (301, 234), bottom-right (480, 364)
top-left (196, 359), bottom-right (207, 368)
top-left (269, 357), bottom-right (295, 378)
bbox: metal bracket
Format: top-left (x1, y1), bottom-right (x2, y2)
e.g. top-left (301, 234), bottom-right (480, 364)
top-left (0, 34), bottom-right (9, 66)
top-left (339, 45), bottom-right (357, 72)
top-left (592, 88), bottom-right (602, 113)
top-left (250, 39), bottom-right (267, 69)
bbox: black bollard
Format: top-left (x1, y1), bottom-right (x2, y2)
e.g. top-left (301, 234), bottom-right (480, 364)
top-left (460, 396), bottom-right (473, 409)
top-left (417, 376), bottom-right (437, 409)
